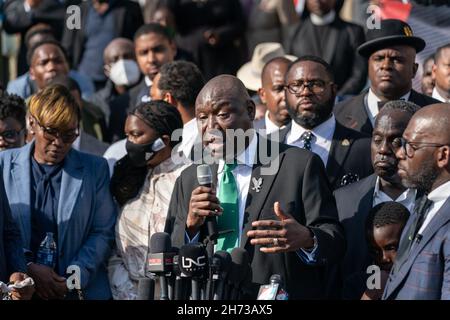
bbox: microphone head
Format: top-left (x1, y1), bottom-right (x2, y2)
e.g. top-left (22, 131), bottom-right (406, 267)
top-left (179, 243), bottom-right (208, 278)
top-left (229, 248), bottom-right (250, 285)
top-left (269, 274), bottom-right (283, 285)
top-left (150, 232), bottom-right (172, 253)
top-left (197, 164), bottom-right (212, 186)
top-left (213, 250), bottom-right (232, 275)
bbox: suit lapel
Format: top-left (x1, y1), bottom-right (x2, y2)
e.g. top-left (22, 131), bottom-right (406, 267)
top-left (240, 137), bottom-right (284, 248)
top-left (10, 143), bottom-right (33, 248)
top-left (57, 149), bottom-right (84, 247)
top-left (326, 122), bottom-right (354, 187)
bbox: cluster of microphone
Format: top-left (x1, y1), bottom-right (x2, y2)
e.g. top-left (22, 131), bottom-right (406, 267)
top-left (137, 232), bottom-right (253, 300)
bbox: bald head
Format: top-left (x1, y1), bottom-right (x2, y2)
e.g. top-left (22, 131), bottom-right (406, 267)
top-left (408, 103), bottom-right (450, 142)
top-left (104, 38), bottom-right (135, 66)
top-left (196, 75), bottom-right (252, 107)
top-left (261, 57), bottom-right (291, 86)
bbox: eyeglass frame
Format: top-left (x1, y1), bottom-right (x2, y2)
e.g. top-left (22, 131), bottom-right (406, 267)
top-left (33, 118), bottom-right (80, 144)
top-left (400, 137), bottom-right (448, 158)
top-left (285, 79), bottom-right (334, 95)
top-left (0, 128), bottom-right (25, 143)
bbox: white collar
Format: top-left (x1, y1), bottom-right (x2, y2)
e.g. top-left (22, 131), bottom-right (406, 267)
top-left (218, 130), bottom-right (258, 171)
top-left (373, 176), bottom-right (416, 201)
top-left (144, 76), bottom-right (153, 87)
top-left (367, 88), bottom-right (411, 120)
top-left (428, 180), bottom-right (450, 203)
top-left (432, 87), bottom-right (449, 103)
top-left (287, 114), bottom-right (336, 145)
top-left (310, 10), bottom-right (336, 26)
top-left (265, 111), bottom-right (286, 134)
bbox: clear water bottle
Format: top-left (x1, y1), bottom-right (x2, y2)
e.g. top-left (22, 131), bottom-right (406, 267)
top-left (36, 232), bottom-right (57, 269)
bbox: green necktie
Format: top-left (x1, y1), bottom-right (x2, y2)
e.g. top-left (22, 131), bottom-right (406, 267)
top-left (216, 162), bottom-right (239, 252)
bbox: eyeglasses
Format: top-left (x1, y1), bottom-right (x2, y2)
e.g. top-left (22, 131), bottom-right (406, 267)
top-left (400, 138), bottom-right (447, 158)
top-left (285, 79), bottom-right (332, 94)
top-left (35, 119), bottom-right (79, 143)
top-left (0, 129), bottom-right (24, 143)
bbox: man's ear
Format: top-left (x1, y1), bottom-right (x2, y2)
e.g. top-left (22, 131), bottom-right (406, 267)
top-left (247, 100), bottom-right (256, 121)
top-left (164, 92), bottom-right (175, 105)
top-left (412, 62), bottom-right (419, 79)
top-left (432, 64), bottom-right (437, 80)
top-left (258, 88), bottom-right (266, 104)
top-left (437, 145), bottom-right (450, 169)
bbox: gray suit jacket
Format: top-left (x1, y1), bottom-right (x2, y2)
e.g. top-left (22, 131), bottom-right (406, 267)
top-left (79, 132), bottom-right (109, 157)
top-left (383, 197), bottom-right (450, 300)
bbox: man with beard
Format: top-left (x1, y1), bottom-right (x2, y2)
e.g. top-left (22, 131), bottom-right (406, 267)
top-left (276, 55), bottom-right (372, 190)
top-left (254, 57), bottom-right (292, 135)
top-left (165, 75), bottom-right (345, 299)
top-left (383, 103), bottom-right (450, 300)
top-left (334, 100), bottom-right (420, 299)
top-left (334, 19), bottom-right (439, 135)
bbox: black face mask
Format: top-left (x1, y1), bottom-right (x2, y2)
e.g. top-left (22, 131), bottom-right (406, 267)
top-left (125, 137), bottom-right (166, 167)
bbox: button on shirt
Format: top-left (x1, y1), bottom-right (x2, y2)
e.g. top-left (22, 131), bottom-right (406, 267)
top-left (366, 89), bottom-right (411, 126)
top-left (372, 177), bottom-right (416, 213)
top-left (286, 115), bottom-right (336, 167)
top-left (418, 180), bottom-right (450, 235)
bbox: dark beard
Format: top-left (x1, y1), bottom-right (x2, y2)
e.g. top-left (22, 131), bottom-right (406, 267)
top-left (401, 158), bottom-right (439, 193)
top-left (288, 98), bottom-right (334, 130)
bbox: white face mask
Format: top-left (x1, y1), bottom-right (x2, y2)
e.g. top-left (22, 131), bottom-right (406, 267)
top-left (109, 59), bottom-right (141, 87)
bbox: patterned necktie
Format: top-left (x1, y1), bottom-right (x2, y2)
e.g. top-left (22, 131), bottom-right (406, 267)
top-left (300, 131), bottom-right (314, 151)
top-left (393, 194), bottom-right (433, 272)
top-left (216, 162), bottom-right (239, 252)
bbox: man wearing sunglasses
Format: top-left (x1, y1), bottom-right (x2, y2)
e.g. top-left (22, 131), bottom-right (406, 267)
top-left (383, 103), bottom-right (450, 300)
top-left (0, 84), bottom-right (116, 300)
top-left (0, 92), bottom-right (26, 151)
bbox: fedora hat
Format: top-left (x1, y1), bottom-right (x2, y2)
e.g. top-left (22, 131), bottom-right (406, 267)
top-left (237, 42), bottom-right (296, 91)
top-left (358, 19), bottom-right (426, 58)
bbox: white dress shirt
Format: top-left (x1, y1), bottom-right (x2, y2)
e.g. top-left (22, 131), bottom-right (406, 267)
top-left (366, 89), bottom-right (411, 126)
top-left (310, 10), bottom-right (336, 26)
top-left (432, 87), bottom-right (450, 103)
top-left (264, 111), bottom-right (287, 135)
top-left (372, 177), bottom-right (416, 213)
top-left (419, 180), bottom-right (450, 234)
top-left (286, 115), bottom-right (336, 167)
top-left (179, 118), bottom-right (200, 159)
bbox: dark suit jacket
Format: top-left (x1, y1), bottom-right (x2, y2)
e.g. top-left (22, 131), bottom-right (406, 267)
top-left (275, 121), bottom-right (373, 190)
top-left (61, 0), bottom-right (143, 69)
top-left (334, 89), bottom-right (441, 135)
top-left (0, 172), bottom-right (26, 282)
top-left (287, 17), bottom-right (367, 96)
top-left (383, 196), bottom-right (450, 300)
top-left (164, 136), bottom-right (345, 299)
top-left (79, 131), bottom-right (109, 157)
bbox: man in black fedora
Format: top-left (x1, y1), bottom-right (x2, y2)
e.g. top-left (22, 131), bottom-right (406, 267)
top-left (334, 19), bottom-right (439, 135)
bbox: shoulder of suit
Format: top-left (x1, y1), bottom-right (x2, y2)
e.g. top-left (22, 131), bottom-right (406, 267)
top-left (72, 148), bottom-right (109, 168)
top-left (335, 91), bottom-right (367, 111)
top-left (334, 121), bottom-right (371, 140)
top-left (334, 174), bottom-right (376, 198)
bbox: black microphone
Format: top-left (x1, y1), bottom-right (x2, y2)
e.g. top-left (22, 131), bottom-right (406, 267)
top-left (167, 247), bottom-right (178, 300)
top-left (148, 232), bottom-right (175, 300)
top-left (179, 243), bottom-right (208, 300)
top-left (228, 248), bottom-right (250, 300)
top-left (197, 164), bottom-right (218, 244)
top-left (257, 274), bottom-right (289, 300)
top-left (137, 278), bottom-right (154, 300)
top-left (212, 250), bottom-right (232, 300)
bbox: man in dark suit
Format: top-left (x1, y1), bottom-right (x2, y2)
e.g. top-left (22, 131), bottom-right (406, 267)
top-left (164, 75), bottom-right (345, 299)
top-left (334, 100), bottom-right (420, 299)
top-left (278, 55), bottom-right (373, 190)
top-left (383, 103), bottom-right (450, 300)
top-left (334, 19), bottom-right (439, 135)
top-left (287, 0), bottom-right (367, 96)
top-left (61, 0), bottom-right (143, 88)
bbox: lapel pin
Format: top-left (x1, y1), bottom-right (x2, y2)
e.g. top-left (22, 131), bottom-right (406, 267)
top-left (251, 177), bottom-right (263, 193)
top-left (341, 139), bottom-right (350, 146)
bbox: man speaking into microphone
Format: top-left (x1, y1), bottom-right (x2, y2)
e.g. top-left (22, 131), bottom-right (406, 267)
top-left (164, 75), bottom-right (345, 299)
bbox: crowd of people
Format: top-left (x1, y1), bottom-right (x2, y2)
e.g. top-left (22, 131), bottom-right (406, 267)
top-left (0, 0), bottom-right (449, 300)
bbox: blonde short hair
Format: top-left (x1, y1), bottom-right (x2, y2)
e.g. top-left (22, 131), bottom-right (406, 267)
top-left (29, 84), bottom-right (80, 130)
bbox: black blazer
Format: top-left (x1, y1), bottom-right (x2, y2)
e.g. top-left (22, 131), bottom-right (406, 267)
top-left (287, 17), bottom-right (367, 96)
top-left (61, 0), bottom-right (143, 69)
top-left (164, 136), bottom-right (345, 299)
top-left (275, 121), bottom-right (373, 190)
top-left (334, 89), bottom-right (441, 135)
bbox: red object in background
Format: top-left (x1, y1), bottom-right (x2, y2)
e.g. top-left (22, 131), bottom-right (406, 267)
top-left (379, 0), bottom-right (412, 21)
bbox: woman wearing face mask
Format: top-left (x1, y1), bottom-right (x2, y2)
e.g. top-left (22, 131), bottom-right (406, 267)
top-left (108, 100), bottom-right (188, 300)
